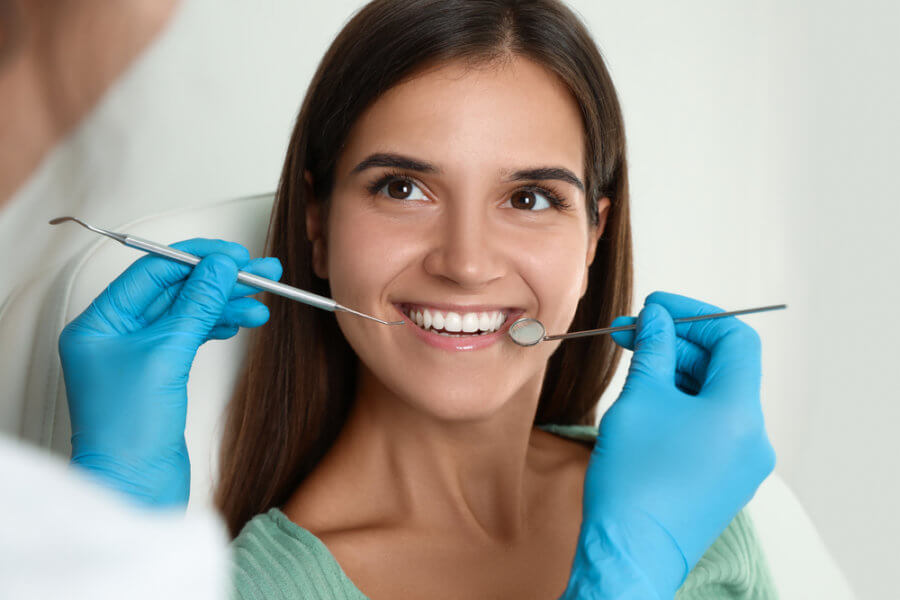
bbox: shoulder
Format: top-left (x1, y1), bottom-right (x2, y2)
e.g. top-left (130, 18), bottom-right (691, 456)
top-left (538, 424), bottom-right (778, 599)
top-left (230, 509), bottom-right (365, 600)
top-left (530, 423), bottom-right (594, 482)
top-left (535, 422), bottom-right (599, 445)
top-left (676, 508), bottom-right (779, 598)
top-left (532, 423), bottom-right (597, 462)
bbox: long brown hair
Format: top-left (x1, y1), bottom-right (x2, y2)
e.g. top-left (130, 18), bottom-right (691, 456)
top-left (216, 0), bottom-right (633, 538)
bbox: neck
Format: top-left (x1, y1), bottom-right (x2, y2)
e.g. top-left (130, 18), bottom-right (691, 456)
top-left (326, 363), bottom-right (549, 545)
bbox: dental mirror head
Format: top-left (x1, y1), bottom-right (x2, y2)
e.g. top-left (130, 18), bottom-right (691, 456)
top-left (508, 317), bottom-right (546, 346)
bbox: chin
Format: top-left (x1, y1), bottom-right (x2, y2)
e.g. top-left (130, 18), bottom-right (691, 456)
top-left (392, 380), bottom-right (512, 422)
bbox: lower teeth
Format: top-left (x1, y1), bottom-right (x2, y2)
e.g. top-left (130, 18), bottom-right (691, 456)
top-left (432, 329), bottom-right (487, 337)
top-left (414, 327), bottom-right (489, 337)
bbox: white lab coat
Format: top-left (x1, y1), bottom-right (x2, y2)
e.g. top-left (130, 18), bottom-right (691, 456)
top-left (0, 434), bottom-right (229, 599)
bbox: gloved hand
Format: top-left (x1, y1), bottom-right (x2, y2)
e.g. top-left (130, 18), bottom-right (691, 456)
top-left (561, 291), bottom-right (776, 600)
top-left (58, 238), bottom-right (282, 509)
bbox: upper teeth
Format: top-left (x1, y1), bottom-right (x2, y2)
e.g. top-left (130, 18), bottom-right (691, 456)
top-left (405, 306), bottom-right (507, 333)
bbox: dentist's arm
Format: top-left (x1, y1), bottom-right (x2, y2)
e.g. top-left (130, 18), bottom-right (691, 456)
top-left (1, 433), bottom-right (230, 599)
top-left (561, 291), bottom-right (776, 599)
top-left (58, 238), bottom-right (282, 508)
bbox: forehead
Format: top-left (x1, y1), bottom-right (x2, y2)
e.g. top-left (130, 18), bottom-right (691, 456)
top-left (336, 55), bottom-right (585, 181)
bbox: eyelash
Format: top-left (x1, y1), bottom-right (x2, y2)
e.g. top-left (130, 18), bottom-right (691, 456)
top-left (364, 169), bottom-right (574, 212)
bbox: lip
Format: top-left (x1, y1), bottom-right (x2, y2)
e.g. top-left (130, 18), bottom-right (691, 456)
top-left (391, 303), bottom-right (525, 352)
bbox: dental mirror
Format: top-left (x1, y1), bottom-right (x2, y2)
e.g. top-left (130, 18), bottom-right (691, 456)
top-left (508, 318), bottom-right (547, 346)
top-left (508, 304), bottom-right (787, 347)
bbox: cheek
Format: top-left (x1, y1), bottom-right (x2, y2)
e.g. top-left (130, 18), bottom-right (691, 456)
top-left (325, 213), bottom-right (411, 308)
top-left (523, 236), bottom-right (589, 329)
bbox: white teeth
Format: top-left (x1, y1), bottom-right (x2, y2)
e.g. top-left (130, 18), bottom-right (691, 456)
top-left (406, 305), bottom-right (508, 335)
top-left (444, 312), bottom-right (462, 332)
top-left (461, 313), bottom-right (479, 333)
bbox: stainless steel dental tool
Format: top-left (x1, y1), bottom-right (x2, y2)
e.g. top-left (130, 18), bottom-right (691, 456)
top-left (49, 216), bottom-right (405, 326)
top-left (507, 304), bottom-right (787, 347)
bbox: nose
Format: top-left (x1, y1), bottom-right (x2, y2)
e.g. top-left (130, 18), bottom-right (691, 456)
top-left (422, 201), bottom-right (505, 289)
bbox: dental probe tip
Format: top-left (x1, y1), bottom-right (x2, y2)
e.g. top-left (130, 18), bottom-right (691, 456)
top-left (49, 216), bottom-right (82, 226)
top-left (335, 304), bottom-right (405, 325)
top-left (49, 216), bottom-right (127, 243)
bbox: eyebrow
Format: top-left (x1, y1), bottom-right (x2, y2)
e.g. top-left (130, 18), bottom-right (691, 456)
top-left (349, 152), bottom-right (585, 193)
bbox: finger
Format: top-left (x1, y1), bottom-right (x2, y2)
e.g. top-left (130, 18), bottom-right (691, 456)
top-left (230, 256), bottom-right (283, 297)
top-left (645, 290), bottom-right (725, 314)
top-left (675, 370), bottom-right (701, 395)
top-left (141, 256), bottom-right (280, 325)
top-left (611, 314), bottom-right (710, 386)
top-left (215, 297), bottom-right (270, 330)
top-left (166, 253), bottom-right (240, 337)
top-left (609, 315), bottom-right (636, 348)
top-left (643, 290), bottom-right (734, 351)
top-left (622, 303), bottom-right (676, 387)
top-left (142, 280), bottom-right (186, 326)
top-left (204, 299), bottom-right (270, 342)
top-left (644, 291), bottom-right (761, 398)
top-left (207, 323), bottom-right (240, 341)
top-left (90, 239), bottom-right (251, 331)
top-left (674, 336), bottom-right (709, 389)
top-left (700, 322), bottom-right (762, 400)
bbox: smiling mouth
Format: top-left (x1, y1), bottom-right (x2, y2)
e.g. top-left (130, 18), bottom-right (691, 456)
top-left (395, 303), bottom-right (515, 337)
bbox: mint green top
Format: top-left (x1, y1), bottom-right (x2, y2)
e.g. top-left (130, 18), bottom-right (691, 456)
top-left (231, 424), bottom-right (778, 599)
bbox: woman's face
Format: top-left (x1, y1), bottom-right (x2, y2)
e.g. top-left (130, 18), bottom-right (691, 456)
top-left (309, 55), bottom-right (610, 421)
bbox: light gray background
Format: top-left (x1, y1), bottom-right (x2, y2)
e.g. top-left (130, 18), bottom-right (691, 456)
top-left (5, 1), bottom-right (896, 597)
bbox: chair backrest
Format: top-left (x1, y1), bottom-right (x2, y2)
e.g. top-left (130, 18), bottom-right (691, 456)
top-left (0, 192), bottom-right (275, 511)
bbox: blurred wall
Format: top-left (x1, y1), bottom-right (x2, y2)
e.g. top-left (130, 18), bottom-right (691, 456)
top-left (587, 2), bottom-right (899, 598)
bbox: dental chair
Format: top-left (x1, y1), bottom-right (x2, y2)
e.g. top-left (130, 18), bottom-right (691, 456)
top-left (0, 192), bottom-right (856, 599)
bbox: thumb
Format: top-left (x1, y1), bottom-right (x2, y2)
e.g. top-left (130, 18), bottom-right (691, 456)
top-left (609, 315), bottom-right (637, 349)
top-left (624, 302), bottom-right (677, 386)
top-left (167, 254), bottom-right (239, 337)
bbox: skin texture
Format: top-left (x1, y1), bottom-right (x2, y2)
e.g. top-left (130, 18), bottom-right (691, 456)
top-left (0, 0), bottom-right (180, 206)
top-left (283, 55), bottom-right (612, 599)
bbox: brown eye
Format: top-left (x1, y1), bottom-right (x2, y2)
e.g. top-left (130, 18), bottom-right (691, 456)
top-left (387, 179), bottom-right (413, 199)
top-left (375, 176), bottom-right (427, 201)
top-left (509, 189), bottom-right (551, 211)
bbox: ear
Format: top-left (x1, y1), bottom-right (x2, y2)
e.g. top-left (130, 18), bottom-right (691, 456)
top-left (304, 170), bottom-right (328, 279)
top-left (580, 196), bottom-right (611, 299)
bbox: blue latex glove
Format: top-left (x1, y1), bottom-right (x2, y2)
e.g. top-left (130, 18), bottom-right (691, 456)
top-left (561, 291), bottom-right (776, 600)
top-left (58, 238), bottom-right (282, 509)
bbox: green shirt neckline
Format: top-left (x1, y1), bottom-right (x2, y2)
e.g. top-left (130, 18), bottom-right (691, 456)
top-left (231, 423), bottom-right (778, 599)
top-left (257, 423), bottom-right (593, 596)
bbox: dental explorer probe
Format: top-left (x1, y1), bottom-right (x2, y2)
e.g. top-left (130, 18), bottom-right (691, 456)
top-left (507, 304), bottom-right (787, 347)
top-left (48, 217), bottom-right (405, 326)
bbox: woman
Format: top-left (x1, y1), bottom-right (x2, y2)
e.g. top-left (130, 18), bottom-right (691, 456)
top-left (59, 0), bottom-right (777, 598)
